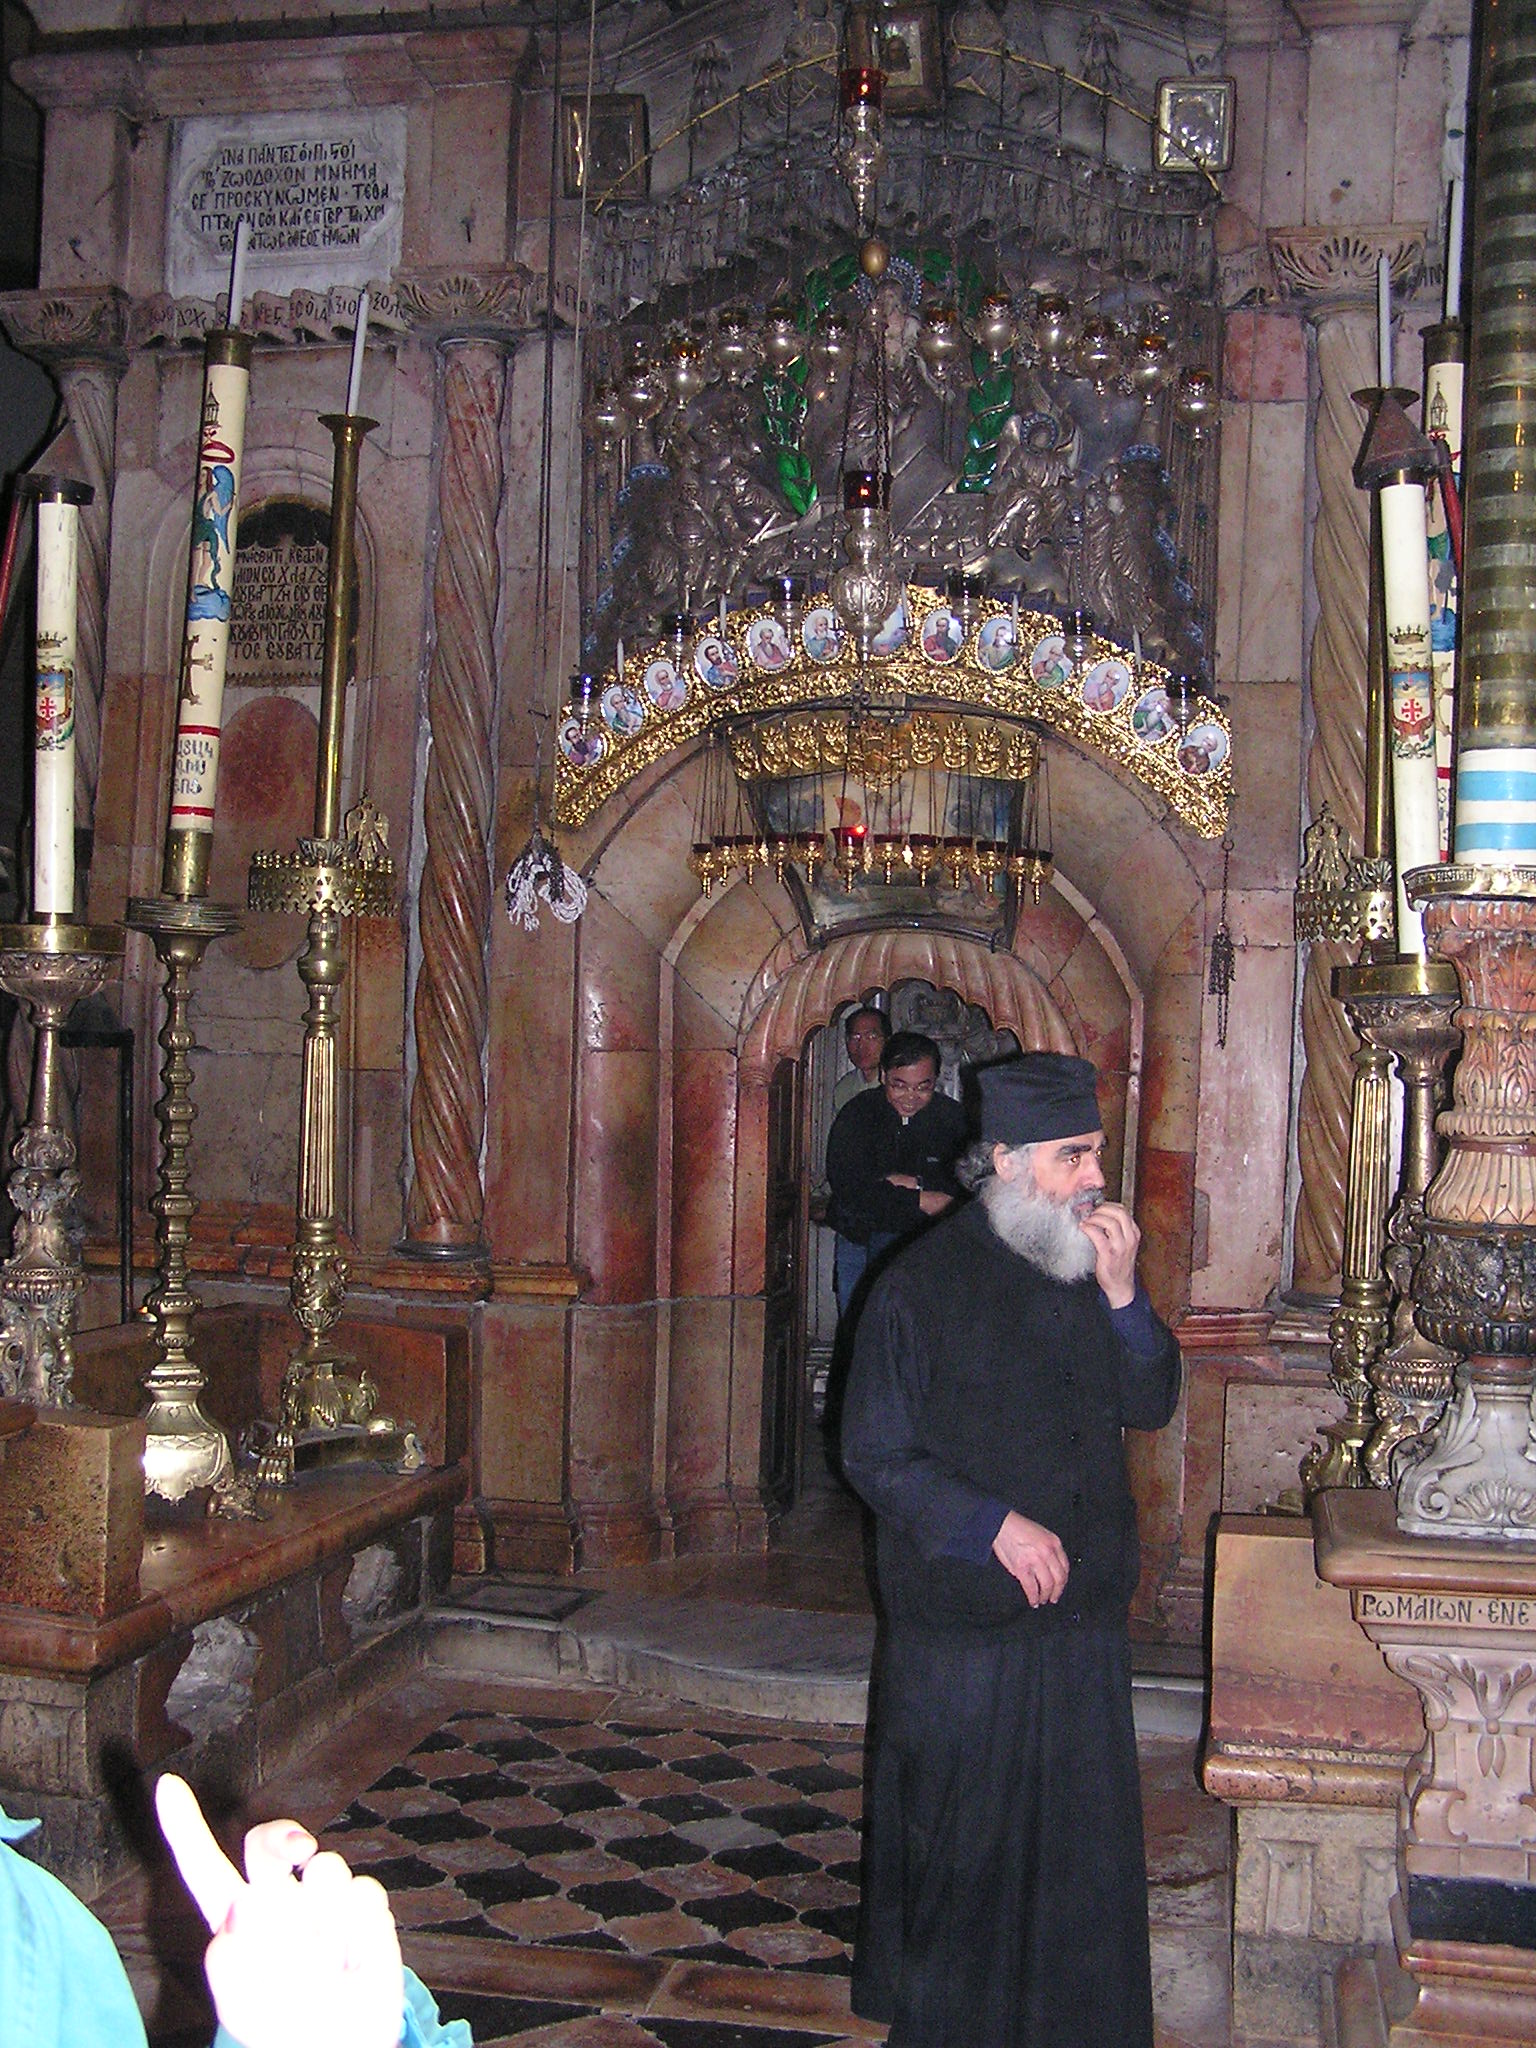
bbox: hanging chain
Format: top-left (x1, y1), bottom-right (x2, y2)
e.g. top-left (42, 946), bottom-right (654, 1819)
top-left (1208, 825), bottom-right (1237, 1048)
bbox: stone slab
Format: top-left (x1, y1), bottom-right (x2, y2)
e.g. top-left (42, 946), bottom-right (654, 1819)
top-left (0, 1407), bottom-right (144, 1619)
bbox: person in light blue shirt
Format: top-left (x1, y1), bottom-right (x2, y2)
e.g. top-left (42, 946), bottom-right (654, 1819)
top-left (0, 1778), bottom-right (469, 2048)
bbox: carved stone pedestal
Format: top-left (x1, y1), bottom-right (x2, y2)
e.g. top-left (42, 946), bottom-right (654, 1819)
top-left (1316, 1490), bottom-right (1536, 2043)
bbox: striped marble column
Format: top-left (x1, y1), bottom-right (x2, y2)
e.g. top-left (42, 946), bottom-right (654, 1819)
top-left (1452, 0), bottom-right (1536, 864)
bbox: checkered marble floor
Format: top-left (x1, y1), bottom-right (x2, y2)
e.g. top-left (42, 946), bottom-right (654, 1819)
top-left (327, 1707), bottom-right (866, 1980)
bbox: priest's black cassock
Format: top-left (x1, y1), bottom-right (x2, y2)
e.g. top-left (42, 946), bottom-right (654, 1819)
top-left (841, 1197), bottom-right (1180, 2048)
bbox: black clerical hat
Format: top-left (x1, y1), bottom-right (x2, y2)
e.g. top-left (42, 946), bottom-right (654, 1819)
top-left (977, 1053), bottom-right (1102, 1145)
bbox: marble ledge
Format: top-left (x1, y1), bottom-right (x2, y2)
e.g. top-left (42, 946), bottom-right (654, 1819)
top-left (1315, 1487), bottom-right (1536, 1597)
top-left (80, 1232), bottom-right (586, 1302)
top-left (1203, 1746), bottom-right (1406, 1809)
top-left (0, 1460), bottom-right (465, 1680)
top-left (1172, 1306), bottom-right (1277, 1353)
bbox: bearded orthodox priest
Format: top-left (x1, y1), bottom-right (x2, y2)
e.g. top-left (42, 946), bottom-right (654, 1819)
top-left (841, 1052), bottom-right (1181, 2048)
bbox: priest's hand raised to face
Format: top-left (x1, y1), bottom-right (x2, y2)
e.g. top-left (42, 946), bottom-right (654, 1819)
top-left (1080, 1199), bottom-right (1140, 1309)
top-left (991, 1509), bottom-right (1070, 1605)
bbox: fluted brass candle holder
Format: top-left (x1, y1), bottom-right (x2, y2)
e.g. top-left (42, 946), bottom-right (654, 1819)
top-left (247, 413), bottom-right (414, 1484)
top-left (0, 919), bottom-right (123, 1405)
top-left (124, 892), bottom-right (241, 1502)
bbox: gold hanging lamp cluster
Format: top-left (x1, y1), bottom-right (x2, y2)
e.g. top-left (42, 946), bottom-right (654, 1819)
top-left (687, 705), bottom-right (1052, 902)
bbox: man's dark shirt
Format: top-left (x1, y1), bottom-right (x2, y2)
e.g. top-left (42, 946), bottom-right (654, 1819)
top-left (825, 1085), bottom-right (970, 1246)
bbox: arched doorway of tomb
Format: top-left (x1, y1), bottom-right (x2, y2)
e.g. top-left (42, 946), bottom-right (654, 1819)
top-left (566, 740), bottom-right (1192, 1574)
top-left (799, 982), bottom-right (1026, 1432)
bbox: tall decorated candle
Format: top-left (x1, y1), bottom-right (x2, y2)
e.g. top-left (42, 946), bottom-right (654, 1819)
top-left (26, 475), bottom-right (93, 918)
top-left (162, 304), bottom-right (252, 900)
top-left (1423, 181), bottom-right (1467, 861)
top-left (1379, 474), bottom-right (1441, 951)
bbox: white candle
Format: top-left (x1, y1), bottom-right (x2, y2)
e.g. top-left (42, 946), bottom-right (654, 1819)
top-left (718, 591), bottom-right (727, 633)
top-left (1010, 590), bottom-right (1019, 636)
top-left (167, 342), bottom-right (250, 866)
top-left (345, 289), bottom-right (370, 415)
top-left (615, 637), bottom-right (624, 677)
top-left (1132, 627), bottom-right (1143, 668)
top-left (30, 483), bottom-right (87, 918)
top-left (1444, 177), bottom-right (1465, 322)
top-left (1377, 253), bottom-right (1393, 389)
top-left (1380, 478), bottom-right (1441, 953)
top-left (227, 218), bottom-right (249, 332)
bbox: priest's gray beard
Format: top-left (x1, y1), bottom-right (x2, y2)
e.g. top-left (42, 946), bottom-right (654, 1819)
top-left (979, 1157), bottom-right (1100, 1282)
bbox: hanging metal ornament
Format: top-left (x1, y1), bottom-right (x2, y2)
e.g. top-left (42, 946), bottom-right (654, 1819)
top-left (1208, 830), bottom-right (1237, 1047)
top-left (836, 64), bottom-right (886, 232)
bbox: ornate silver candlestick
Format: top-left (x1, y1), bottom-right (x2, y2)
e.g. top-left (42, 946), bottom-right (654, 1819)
top-left (0, 919), bottom-right (122, 1403)
top-left (124, 893), bottom-right (240, 1501)
top-left (248, 412), bottom-right (411, 1484)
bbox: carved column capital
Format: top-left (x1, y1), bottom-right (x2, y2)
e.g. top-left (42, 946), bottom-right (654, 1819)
top-left (0, 285), bottom-right (130, 370)
top-left (1268, 225), bottom-right (1426, 316)
top-left (394, 265), bottom-right (545, 346)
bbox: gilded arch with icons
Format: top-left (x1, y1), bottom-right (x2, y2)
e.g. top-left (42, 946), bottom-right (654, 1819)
top-left (553, 584), bottom-right (1231, 841)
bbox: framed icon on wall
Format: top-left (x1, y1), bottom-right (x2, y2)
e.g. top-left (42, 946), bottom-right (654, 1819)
top-left (563, 93), bottom-right (650, 201)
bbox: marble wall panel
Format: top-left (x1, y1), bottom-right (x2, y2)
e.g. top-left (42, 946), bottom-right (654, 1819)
top-left (1055, 931), bottom-right (1133, 1065)
top-left (1303, 27), bottom-right (1404, 225)
top-left (580, 890), bottom-right (661, 1053)
top-left (208, 697), bottom-right (317, 973)
top-left (1394, 16), bottom-right (1467, 234)
top-left (1224, 310), bottom-right (1308, 405)
top-left (425, 83), bottom-right (513, 266)
top-left (665, 1293), bottom-right (734, 1504)
top-left (1142, 969), bottom-right (1203, 1154)
top-left (1215, 394), bottom-right (1252, 690)
top-left (671, 1050), bottom-right (738, 1299)
top-left (350, 1066), bottom-right (405, 1255)
top-left (1013, 889), bottom-right (1091, 987)
top-left (352, 916), bottom-right (407, 1076)
top-left (573, 1047), bottom-right (658, 1303)
top-left (37, 108), bottom-right (132, 290)
top-left (673, 974), bottom-right (736, 1051)
top-left (732, 1075), bottom-right (771, 1297)
top-left (728, 1293), bottom-right (768, 1501)
top-left (479, 1302), bottom-right (568, 1505)
top-left (483, 907), bottom-right (575, 1266)
top-left (1221, 400), bottom-right (1308, 687)
top-left (1192, 897), bottom-right (1296, 1311)
top-left (1047, 751), bottom-right (1162, 910)
top-left (1226, 682), bottom-right (1303, 895)
top-left (1096, 828), bottom-right (1203, 984)
top-left (1137, 1141), bottom-right (1196, 1322)
top-left (584, 773), bottom-right (708, 957)
top-left (568, 1301), bottom-right (663, 1564)
top-left (674, 881), bottom-right (798, 1042)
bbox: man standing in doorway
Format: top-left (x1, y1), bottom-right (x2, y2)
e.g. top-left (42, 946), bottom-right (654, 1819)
top-left (825, 1029), bottom-right (968, 1317)
top-left (833, 1004), bottom-right (889, 1115)
top-left (841, 1051), bottom-right (1180, 2048)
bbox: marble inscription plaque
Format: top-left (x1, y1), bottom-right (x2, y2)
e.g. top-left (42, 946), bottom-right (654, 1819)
top-left (167, 109), bottom-right (407, 299)
top-left (229, 500), bottom-right (330, 684)
top-left (1358, 1589), bottom-right (1536, 1631)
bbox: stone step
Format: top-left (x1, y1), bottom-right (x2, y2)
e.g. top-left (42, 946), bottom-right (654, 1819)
top-left (426, 1585), bottom-right (1204, 1738)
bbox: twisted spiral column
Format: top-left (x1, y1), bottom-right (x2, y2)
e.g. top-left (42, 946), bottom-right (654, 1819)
top-left (1294, 306), bottom-right (1377, 1294)
top-left (405, 338), bottom-right (509, 1254)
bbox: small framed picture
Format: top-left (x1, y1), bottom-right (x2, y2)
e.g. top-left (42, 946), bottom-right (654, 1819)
top-left (875, 6), bottom-right (943, 115)
top-left (1154, 77), bottom-right (1235, 174)
top-left (563, 93), bottom-right (650, 201)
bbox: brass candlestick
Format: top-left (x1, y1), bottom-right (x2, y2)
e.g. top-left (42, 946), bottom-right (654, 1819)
top-left (124, 893), bottom-right (240, 1501)
top-left (0, 919), bottom-right (123, 1404)
top-left (248, 414), bottom-right (409, 1484)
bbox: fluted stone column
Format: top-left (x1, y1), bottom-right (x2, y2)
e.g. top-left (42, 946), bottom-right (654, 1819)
top-left (1269, 228), bottom-right (1426, 1296)
top-left (0, 288), bottom-right (127, 850)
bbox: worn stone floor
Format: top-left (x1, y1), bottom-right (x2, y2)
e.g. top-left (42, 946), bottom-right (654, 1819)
top-left (94, 1667), bottom-right (1231, 2048)
top-left (92, 1447), bottom-right (1231, 2046)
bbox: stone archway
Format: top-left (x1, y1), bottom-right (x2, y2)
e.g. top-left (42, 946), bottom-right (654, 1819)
top-left (556, 733), bottom-right (1202, 1564)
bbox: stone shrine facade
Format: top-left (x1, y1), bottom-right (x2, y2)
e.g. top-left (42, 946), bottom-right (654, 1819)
top-left (0, 0), bottom-right (1471, 1624)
